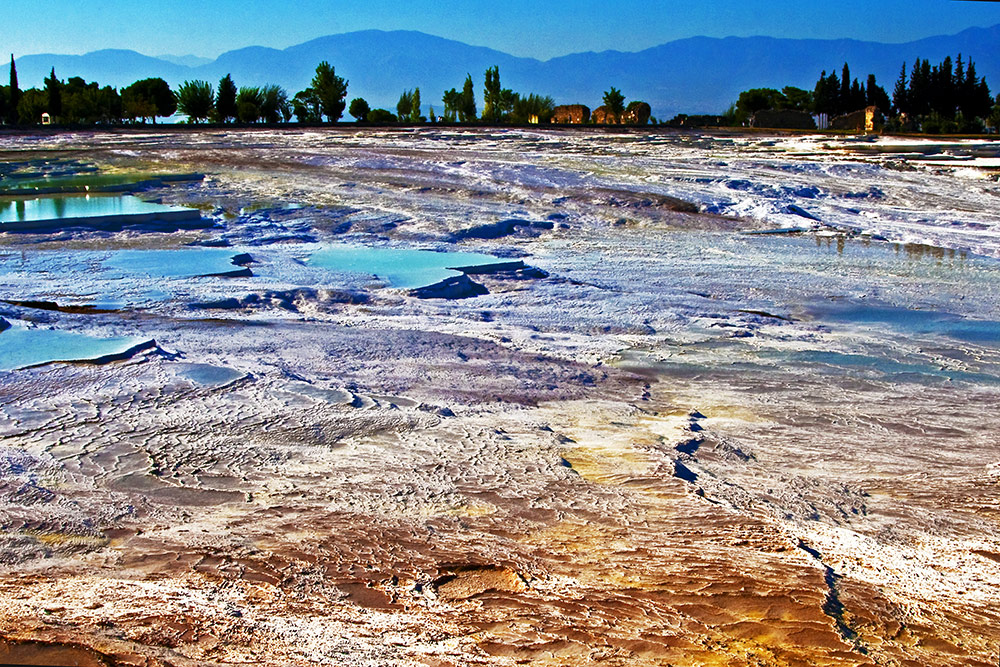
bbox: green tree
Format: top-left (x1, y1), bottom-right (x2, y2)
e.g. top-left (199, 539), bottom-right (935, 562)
top-left (892, 63), bottom-right (908, 114)
top-left (962, 59), bottom-right (994, 120)
top-left (483, 66), bottom-right (501, 122)
top-left (17, 89), bottom-right (47, 125)
top-left (813, 70), bottom-right (840, 115)
top-left (908, 58), bottom-right (932, 116)
top-left (779, 86), bottom-right (813, 111)
top-left (216, 74), bottom-right (237, 123)
top-left (44, 68), bottom-right (62, 119)
top-left (602, 87), bottom-right (627, 122)
top-left (410, 87), bottom-right (421, 122)
top-left (865, 74), bottom-right (890, 111)
top-left (236, 87), bottom-right (263, 123)
top-left (441, 89), bottom-right (461, 122)
top-left (311, 61), bottom-right (348, 122)
top-left (176, 80), bottom-right (214, 123)
top-left (122, 78), bottom-right (175, 124)
top-left (349, 97), bottom-right (370, 121)
top-left (60, 77), bottom-right (107, 124)
top-left (62, 82), bottom-right (121, 125)
top-left (292, 89), bottom-right (322, 123)
top-left (733, 88), bottom-right (785, 124)
top-left (396, 90), bottom-right (413, 120)
top-left (260, 84), bottom-right (290, 123)
top-left (8, 55), bottom-right (21, 124)
top-left (0, 85), bottom-right (8, 123)
top-left (839, 63), bottom-right (852, 113)
top-left (367, 108), bottom-right (397, 123)
top-left (511, 93), bottom-right (555, 124)
top-left (460, 74), bottom-right (476, 122)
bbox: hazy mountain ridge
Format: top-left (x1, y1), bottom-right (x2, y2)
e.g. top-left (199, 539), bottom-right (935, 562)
top-left (156, 54), bottom-right (214, 68)
top-left (15, 26), bottom-right (1000, 117)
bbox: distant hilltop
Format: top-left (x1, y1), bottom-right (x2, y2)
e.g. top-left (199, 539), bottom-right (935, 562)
top-left (14, 25), bottom-right (1000, 118)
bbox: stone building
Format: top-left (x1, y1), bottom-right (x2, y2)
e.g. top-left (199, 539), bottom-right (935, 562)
top-left (551, 105), bottom-right (591, 124)
top-left (591, 106), bottom-right (616, 124)
top-left (592, 102), bottom-right (651, 126)
top-left (624, 101), bottom-right (651, 126)
top-left (831, 106), bottom-right (884, 133)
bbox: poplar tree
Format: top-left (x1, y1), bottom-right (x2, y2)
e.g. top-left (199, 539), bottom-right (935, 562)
top-left (8, 55), bottom-right (21, 124)
top-left (483, 66), bottom-right (501, 122)
top-left (409, 87), bottom-right (421, 122)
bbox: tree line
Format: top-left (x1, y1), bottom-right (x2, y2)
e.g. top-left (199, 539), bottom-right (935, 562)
top-left (0, 56), bottom-right (349, 126)
top-left (725, 54), bottom-right (1000, 133)
top-left (1, 55), bottom-right (647, 128)
top-left (374, 68), bottom-right (560, 125)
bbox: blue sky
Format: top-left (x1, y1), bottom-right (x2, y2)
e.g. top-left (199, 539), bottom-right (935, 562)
top-left (5, 0), bottom-right (1000, 60)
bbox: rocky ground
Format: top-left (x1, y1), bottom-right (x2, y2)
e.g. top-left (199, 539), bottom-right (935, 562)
top-left (1, 127), bottom-right (999, 666)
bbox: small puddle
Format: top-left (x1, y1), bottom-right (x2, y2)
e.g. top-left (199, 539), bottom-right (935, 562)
top-left (178, 363), bottom-right (247, 388)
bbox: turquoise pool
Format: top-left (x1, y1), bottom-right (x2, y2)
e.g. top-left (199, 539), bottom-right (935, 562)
top-left (309, 246), bottom-right (498, 289)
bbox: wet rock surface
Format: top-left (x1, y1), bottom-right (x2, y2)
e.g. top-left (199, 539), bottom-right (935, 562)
top-left (0, 128), bottom-right (999, 666)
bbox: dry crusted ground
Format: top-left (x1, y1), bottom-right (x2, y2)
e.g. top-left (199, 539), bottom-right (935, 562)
top-left (1, 128), bottom-right (999, 666)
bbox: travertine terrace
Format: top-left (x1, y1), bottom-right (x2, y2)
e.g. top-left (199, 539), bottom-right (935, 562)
top-left (1, 127), bottom-right (1000, 666)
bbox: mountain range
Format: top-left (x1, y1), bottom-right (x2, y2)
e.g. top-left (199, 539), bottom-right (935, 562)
top-left (15, 26), bottom-right (1000, 118)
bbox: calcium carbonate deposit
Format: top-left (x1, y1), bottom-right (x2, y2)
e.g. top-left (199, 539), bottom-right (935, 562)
top-left (1, 127), bottom-right (999, 666)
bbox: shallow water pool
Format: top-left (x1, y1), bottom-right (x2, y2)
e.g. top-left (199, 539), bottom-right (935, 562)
top-left (0, 326), bottom-right (152, 371)
top-left (0, 195), bottom-right (194, 225)
top-left (309, 246), bottom-right (499, 288)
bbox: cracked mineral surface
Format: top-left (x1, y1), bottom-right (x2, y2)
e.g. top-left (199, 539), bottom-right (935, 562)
top-left (1, 127), bottom-right (999, 666)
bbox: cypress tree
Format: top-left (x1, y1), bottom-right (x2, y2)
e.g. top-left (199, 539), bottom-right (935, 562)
top-left (966, 60), bottom-right (994, 119)
top-left (839, 63), bottom-right (851, 113)
top-left (850, 78), bottom-right (864, 110)
top-left (45, 67), bottom-right (62, 119)
top-left (908, 59), bottom-right (931, 116)
top-left (9, 55), bottom-right (21, 124)
top-left (216, 74), bottom-right (237, 123)
top-left (892, 63), bottom-right (908, 114)
top-left (955, 54), bottom-right (966, 112)
top-left (935, 56), bottom-right (954, 115)
top-left (460, 74), bottom-right (476, 122)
